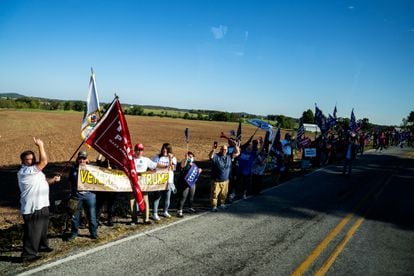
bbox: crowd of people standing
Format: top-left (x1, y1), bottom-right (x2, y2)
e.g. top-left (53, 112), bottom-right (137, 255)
top-left (16, 126), bottom-right (413, 262)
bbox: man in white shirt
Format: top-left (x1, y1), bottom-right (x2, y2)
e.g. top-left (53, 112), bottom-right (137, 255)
top-left (18, 137), bottom-right (60, 262)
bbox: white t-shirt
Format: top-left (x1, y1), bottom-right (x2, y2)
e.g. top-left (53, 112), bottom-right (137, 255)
top-left (17, 165), bottom-right (49, 215)
top-left (134, 156), bottom-right (157, 173)
top-left (153, 155), bottom-right (177, 184)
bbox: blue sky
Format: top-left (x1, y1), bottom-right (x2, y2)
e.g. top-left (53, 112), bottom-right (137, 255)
top-left (0, 0), bottom-right (413, 126)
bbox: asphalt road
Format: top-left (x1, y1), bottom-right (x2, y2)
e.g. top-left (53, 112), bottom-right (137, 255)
top-left (18, 146), bottom-right (414, 275)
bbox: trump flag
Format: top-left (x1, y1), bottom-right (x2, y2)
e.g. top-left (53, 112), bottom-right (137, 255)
top-left (85, 98), bottom-right (145, 211)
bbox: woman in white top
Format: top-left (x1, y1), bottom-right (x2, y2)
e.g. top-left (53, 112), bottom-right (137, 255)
top-left (151, 143), bottom-right (177, 221)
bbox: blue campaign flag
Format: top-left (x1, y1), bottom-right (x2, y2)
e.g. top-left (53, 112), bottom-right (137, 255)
top-left (269, 127), bottom-right (281, 154)
top-left (247, 119), bottom-right (273, 131)
top-left (349, 109), bottom-right (359, 132)
top-left (185, 128), bottom-right (189, 143)
top-left (184, 164), bottom-right (201, 187)
top-left (315, 105), bottom-right (327, 134)
top-left (326, 114), bottom-right (337, 129)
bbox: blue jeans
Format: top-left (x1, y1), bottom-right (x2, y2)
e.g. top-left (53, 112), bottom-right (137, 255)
top-left (153, 189), bottom-right (171, 214)
top-left (71, 192), bottom-right (97, 237)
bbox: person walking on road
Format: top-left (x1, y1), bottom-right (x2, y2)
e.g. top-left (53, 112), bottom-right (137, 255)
top-left (342, 133), bottom-right (358, 177)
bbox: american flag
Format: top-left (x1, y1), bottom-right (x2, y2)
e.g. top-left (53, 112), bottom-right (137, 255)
top-left (296, 123), bottom-right (305, 140)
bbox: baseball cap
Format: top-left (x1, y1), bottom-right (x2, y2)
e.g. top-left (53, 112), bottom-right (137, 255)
top-left (134, 143), bottom-right (144, 151)
top-left (78, 151), bottom-right (88, 158)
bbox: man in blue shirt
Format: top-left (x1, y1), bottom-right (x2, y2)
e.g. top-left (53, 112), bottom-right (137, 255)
top-left (209, 139), bottom-right (240, 212)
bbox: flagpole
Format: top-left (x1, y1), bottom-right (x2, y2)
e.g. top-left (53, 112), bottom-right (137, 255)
top-left (59, 96), bottom-right (118, 175)
top-left (58, 139), bottom-right (87, 175)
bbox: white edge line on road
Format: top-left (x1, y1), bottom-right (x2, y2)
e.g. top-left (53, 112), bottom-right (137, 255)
top-left (20, 152), bottom-right (376, 275)
top-left (17, 212), bottom-right (207, 276)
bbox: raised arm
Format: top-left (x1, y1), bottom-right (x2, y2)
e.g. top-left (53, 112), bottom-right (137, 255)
top-left (231, 140), bottom-right (240, 158)
top-left (208, 142), bottom-right (216, 160)
top-left (33, 137), bottom-right (48, 171)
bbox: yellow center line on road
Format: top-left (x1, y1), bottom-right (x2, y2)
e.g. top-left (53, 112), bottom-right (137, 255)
top-left (291, 213), bottom-right (353, 276)
top-left (292, 170), bottom-right (391, 276)
top-left (315, 174), bottom-right (393, 276)
top-left (315, 216), bottom-right (365, 276)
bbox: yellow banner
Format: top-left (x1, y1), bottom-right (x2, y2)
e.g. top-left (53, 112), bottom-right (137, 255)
top-left (77, 164), bottom-right (169, 192)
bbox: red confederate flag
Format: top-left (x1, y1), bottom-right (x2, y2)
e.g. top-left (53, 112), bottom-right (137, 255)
top-left (85, 98), bottom-right (145, 211)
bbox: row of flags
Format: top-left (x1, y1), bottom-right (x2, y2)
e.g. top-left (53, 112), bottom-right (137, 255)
top-left (79, 69), bottom-right (361, 213)
top-left (218, 104), bottom-right (359, 155)
top-left (314, 104), bottom-right (359, 135)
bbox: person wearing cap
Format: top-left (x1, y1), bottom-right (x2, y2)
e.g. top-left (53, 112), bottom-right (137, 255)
top-left (65, 151), bottom-right (98, 241)
top-left (130, 143), bottom-right (162, 224)
top-left (18, 137), bottom-right (61, 262)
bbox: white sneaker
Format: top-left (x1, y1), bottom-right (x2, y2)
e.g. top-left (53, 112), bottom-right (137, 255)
top-left (177, 210), bottom-right (183, 218)
top-left (152, 214), bottom-right (160, 221)
top-left (211, 207), bottom-right (218, 212)
top-left (163, 212), bottom-right (171, 218)
top-left (229, 193), bottom-right (236, 200)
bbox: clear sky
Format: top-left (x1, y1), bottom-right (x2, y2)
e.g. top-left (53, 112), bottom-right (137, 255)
top-left (0, 0), bottom-right (413, 126)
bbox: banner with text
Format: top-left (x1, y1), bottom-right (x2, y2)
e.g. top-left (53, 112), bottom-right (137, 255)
top-left (77, 164), bottom-right (169, 192)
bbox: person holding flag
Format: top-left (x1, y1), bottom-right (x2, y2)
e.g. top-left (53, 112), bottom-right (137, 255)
top-left (251, 138), bottom-right (267, 195)
top-left (84, 98), bottom-right (145, 213)
top-left (269, 128), bottom-right (285, 184)
top-left (176, 151), bottom-right (202, 218)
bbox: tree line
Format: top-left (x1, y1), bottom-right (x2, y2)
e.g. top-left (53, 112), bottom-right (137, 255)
top-left (2, 95), bottom-right (408, 131)
top-left (1, 96), bottom-right (290, 125)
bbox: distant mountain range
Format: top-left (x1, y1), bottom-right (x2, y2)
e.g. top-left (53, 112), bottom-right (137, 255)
top-left (0, 92), bottom-right (26, 99)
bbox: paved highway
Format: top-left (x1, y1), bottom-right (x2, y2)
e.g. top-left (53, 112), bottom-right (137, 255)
top-left (20, 147), bottom-right (414, 275)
